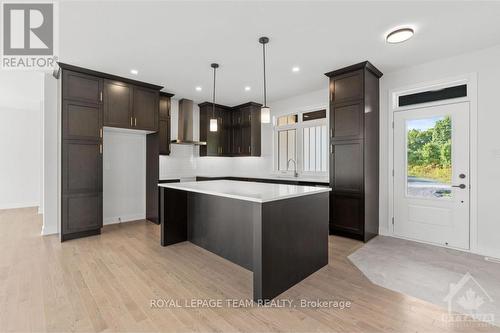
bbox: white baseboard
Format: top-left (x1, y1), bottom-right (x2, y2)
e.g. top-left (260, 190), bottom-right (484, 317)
top-left (103, 213), bottom-right (145, 226)
top-left (41, 224), bottom-right (58, 236)
top-left (0, 202), bottom-right (39, 210)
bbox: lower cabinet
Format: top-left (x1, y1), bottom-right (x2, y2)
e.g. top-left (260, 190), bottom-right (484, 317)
top-left (330, 192), bottom-right (363, 236)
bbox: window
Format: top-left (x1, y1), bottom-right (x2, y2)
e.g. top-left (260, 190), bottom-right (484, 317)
top-left (274, 108), bottom-right (328, 176)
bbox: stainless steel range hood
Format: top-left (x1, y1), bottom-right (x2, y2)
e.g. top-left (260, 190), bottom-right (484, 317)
top-left (171, 99), bottom-right (206, 145)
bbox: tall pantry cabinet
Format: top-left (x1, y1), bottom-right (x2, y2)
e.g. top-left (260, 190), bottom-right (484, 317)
top-left (325, 61), bottom-right (383, 242)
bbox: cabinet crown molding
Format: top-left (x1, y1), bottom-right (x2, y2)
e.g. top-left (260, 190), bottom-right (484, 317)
top-left (58, 62), bottom-right (164, 91)
top-left (324, 61), bottom-right (383, 79)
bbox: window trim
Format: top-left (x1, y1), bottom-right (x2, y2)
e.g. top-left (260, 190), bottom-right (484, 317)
top-left (272, 106), bottom-right (329, 177)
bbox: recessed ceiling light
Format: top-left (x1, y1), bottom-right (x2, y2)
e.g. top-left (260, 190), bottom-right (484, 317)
top-left (292, 66), bottom-right (300, 72)
top-left (195, 86), bottom-right (202, 91)
top-left (386, 27), bottom-right (414, 44)
top-left (244, 86), bottom-right (251, 91)
top-left (130, 69), bottom-right (138, 75)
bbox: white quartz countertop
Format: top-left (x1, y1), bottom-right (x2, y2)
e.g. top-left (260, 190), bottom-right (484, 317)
top-left (158, 180), bottom-right (331, 203)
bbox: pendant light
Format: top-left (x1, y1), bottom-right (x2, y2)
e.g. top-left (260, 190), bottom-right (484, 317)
top-left (259, 36), bottom-right (271, 123)
top-left (209, 63), bottom-right (219, 132)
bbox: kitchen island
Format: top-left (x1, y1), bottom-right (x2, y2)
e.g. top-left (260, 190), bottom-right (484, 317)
top-left (159, 180), bottom-right (331, 301)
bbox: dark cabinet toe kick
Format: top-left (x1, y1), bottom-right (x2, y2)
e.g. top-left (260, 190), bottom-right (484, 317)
top-left (160, 187), bottom-right (329, 301)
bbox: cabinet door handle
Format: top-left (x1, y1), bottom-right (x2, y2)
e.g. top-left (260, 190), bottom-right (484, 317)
top-left (134, 117), bottom-right (137, 127)
top-left (99, 128), bottom-right (103, 138)
top-left (249, 145), bottom-right (251, 153)
top-left (100, 91), bottom-right (103, 102)
top-left (130, 117), bottom-right (133, 127)
top-left (99, 144), bottom-right (103, 154)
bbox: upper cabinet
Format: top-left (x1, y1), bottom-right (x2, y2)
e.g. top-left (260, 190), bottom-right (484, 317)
top-left (103, 80), bottom-right (133, 128)
top-left (159, 92), bottom-right (173, 156)
top-left (103, 83), bottom-right (159, 131)
top-left (199, 102), bottom-right (261, 157)
top-left (63, 70), bottom-right (102, 104)
top-left (133, 87), bottom-right (159, 131)
top-left (232, 103), bottom-right (261, 156)
top-left (199, 103), bottom-right (231, 156)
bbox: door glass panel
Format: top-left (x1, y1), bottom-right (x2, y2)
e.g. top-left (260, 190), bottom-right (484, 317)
top-left (406, 116), bottom-right (452, 198)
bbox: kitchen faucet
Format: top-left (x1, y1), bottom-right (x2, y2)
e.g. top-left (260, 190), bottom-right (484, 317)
top-left (287, 158), bottom-right (298, 178)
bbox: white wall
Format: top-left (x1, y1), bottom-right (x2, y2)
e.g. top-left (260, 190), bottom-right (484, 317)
top-left (380, 44), bottom-right (500, 258)
top-left (42, 74), bottom-right (59, 235)
top-left (103, 128), bottom-right (146, 224)
top-left (0, 71), bottom-right (43, 210)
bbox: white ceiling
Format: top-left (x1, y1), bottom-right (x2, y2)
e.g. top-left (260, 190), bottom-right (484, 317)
top-left (59, 1), bottom-right (500, 105)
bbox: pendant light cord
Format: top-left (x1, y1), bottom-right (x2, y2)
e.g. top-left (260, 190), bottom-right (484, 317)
top-left (262, 42), bottom-right (267, 107)
top-left (212, 66), bottom-right (216, 117)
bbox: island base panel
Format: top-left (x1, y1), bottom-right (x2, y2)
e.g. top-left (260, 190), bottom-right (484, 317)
top-left (188, 193), bottom-right (255, 271)
top-left (253, 192), bottom-right (329, 300)
top-left (160, 188), bottom-right (187, 246)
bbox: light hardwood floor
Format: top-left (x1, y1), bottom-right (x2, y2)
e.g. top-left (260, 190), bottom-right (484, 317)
top-left (0, 207), bottom-right (498, 333)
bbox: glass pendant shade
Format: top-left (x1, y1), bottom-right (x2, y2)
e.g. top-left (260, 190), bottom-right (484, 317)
top-left (261, 106), bottom-right (271, 123)
top-left (209, 118), bottom-right (218, 132)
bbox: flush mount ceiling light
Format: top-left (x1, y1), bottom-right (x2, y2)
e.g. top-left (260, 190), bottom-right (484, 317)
top-left (386, 27), bottom-right (414, 44)
top-left (245, 86), bottom-right (251, 91)
top-left (292, 66), bottom-right (300, 72)
top-left (259, 36), bottom-right (271, 124)
top-left (209, 63), bottom-right (219, 132)
top-left (130, 69), bottom-right (138, 75)
top-left (195, 86), bottom-right (202, 91)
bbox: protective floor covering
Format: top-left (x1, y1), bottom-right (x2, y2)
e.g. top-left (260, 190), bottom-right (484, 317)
top-left (349, 236), bottom-right (500, 326)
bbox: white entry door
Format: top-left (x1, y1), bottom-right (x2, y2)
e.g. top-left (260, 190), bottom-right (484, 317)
top-left (393, 102), bottom-right (470, 249)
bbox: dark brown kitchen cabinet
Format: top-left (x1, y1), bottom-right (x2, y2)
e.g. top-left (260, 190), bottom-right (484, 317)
top-left (234, 102), bottom-right (261, 156)
top-left (199, 103), bottom-right (232, 156)
top-left (61, 69), bottom-right (103, 241)
top-left (133, 87), bottom-right (159, 131)
top-left (147, 92), bottom-right (174, 224)
top-left (103, 80), bottom-right (133, 128)
top-left (58, 62), bottom-right (164, 240)
top-left (159, 92), bottom-right (172, 155)
top-left (199, 101), bottom-right (261, 157)
top-left (103, 82), bottom-right (159, 131)
top-left (325, 61), bottom-right (382, 242)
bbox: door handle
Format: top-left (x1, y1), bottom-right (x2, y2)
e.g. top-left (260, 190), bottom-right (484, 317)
top-left (452, 184), bottom-right (466, 189)
top-left (134, 117), bottom-right (137, 127)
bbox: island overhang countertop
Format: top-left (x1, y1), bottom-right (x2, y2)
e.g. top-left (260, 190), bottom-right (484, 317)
top-left (158, 180), bottom-right (331, 203)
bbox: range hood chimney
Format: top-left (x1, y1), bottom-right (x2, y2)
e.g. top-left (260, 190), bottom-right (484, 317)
top-left (171, 99), bottom-right (206, 145)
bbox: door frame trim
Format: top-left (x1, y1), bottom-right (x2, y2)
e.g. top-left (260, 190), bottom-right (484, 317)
top-left (387, 73), bottom-right (478, 254)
